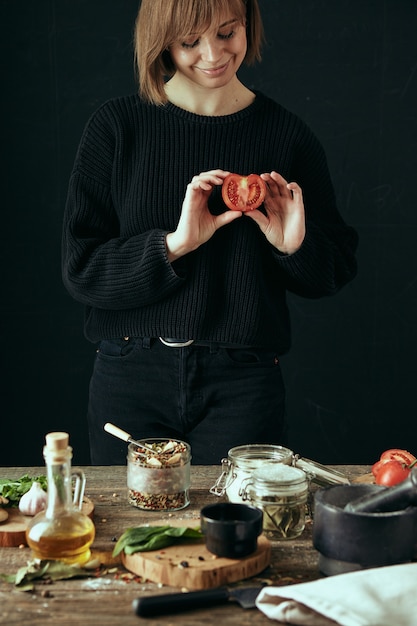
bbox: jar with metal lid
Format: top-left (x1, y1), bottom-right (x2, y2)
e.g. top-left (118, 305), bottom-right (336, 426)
top-left (210, 444), bottom-right (349, 504)
top-left (127, 438), bottom-right (191, 511)
top-left (209, 444), bottom-right (293, 503)
top-left (242, 464), bottom-right (308, 540)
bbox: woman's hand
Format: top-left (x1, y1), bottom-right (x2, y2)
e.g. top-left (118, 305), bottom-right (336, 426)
top-left (166, 169), bottom-right (242, 262)
top-left (246, 171), bottom-right (306, 255)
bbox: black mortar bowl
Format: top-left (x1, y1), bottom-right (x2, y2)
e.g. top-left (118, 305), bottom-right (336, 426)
top-left (313, 484), bottom-right (417, 576)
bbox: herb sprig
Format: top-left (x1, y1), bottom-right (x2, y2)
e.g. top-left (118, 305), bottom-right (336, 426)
top-left (113, 525), bottom-right (203, 556)
top-left (0, 475), bottom-right (47, 506)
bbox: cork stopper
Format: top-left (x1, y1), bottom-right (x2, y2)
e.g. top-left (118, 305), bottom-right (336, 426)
top-left (45, 432), bottom-right (69, 451)
top-left (44, 432), bottom-right (72, 462)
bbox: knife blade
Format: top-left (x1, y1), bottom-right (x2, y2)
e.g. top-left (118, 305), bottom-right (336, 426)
top-left (132, 585), bottom-right (263, 617)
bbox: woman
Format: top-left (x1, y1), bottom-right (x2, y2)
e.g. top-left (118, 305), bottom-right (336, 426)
top-left (62, 0), bottom-right (358, 464)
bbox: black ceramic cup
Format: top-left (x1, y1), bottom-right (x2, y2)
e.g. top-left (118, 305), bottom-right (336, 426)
top-left (200, 502), bottom-right (263, 559)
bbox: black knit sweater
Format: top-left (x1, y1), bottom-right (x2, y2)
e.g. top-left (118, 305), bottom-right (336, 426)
top-left (62, 91), bottom-right (358, 351)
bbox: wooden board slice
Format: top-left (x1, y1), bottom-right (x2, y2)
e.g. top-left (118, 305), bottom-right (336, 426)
top-left (352, 473), bottom-right (375, 484)
top-left (122, 534), bottom-right (271, 590)
top-left (0, 497), bottom-right (94, 547)
top-left (0, 508), bottom-right (28, 547)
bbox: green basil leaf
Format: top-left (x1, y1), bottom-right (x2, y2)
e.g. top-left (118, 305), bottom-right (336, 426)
top-left (123, 534), bottom-right (175, 554)
top-left (113, 525), bottom-right (203, 556)
top-left (112, 526), bottom-right (171, 556)
top-left (165, 527), bottom-right (203, 539)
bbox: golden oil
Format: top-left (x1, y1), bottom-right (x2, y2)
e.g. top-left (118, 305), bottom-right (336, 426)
top-left (26, 511), bottom-right (95, 564)
top-left (26, 432), bottom-right (95, 564)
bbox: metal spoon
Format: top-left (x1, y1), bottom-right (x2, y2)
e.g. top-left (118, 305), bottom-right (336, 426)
top-left (103, 423), bottom-right (158, 458)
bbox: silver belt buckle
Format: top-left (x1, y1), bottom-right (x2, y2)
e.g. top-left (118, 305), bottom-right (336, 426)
top-left (159, 337), bottom-right (195, 348)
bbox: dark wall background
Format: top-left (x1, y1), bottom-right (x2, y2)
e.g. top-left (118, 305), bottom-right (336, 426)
top-left (2, 1), bottom-right (416, 466)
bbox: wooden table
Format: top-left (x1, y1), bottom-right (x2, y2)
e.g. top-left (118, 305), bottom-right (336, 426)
top-left (0, 465), bottom-right (369, 625)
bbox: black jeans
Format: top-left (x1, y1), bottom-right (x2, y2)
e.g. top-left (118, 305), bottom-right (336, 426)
top-left (87, 338), bottom-right (286, 465)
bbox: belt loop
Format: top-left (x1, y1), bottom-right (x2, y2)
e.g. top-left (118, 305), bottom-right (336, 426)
top-left (142, 337), bottom-right (151, 349)
top-left (209, 343), bottom-right (219, 354)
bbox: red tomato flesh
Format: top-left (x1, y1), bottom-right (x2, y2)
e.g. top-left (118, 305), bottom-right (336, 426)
top-left (379, 449), bottom-right (416, 465)
top-left (222, 173), bottom-right (266, 212)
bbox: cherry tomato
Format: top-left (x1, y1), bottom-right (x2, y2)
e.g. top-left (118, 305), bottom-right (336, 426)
top-left (374, 459), bottom-right (411, 486)
top-left (222, 173), bottom-right (266, 212)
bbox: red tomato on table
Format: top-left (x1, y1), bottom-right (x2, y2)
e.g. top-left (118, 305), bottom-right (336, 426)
top-left (222, 173), bottom-right (266, 212)
top-left (372, 448), bottom-right (417, 486)
top-left (373, 460), bottom-right (412, 486)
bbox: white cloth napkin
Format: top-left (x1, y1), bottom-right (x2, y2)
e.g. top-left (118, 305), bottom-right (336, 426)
top-left (256, 563), bottom-right (417, 626)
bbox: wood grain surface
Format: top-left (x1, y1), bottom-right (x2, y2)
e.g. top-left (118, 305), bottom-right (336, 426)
top-left (122, 534), bottom-right (271, 589)
top-left (0, 464), bottom-right (371, 626)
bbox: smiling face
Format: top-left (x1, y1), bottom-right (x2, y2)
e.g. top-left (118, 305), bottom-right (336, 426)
top-left (168, 17), bottom-right (248, 91)
top-left (135, 0), bottom-right (263, 105)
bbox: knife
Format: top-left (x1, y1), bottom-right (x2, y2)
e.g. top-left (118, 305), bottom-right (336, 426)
top-left (132, 585), bottom-right (263, 617)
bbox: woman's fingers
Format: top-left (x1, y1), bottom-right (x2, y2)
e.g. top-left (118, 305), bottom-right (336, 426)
top-left (190, 169), bottom-right (230, 190)
top-left (287, 181), bottom-right (303, 200)
top-left (261, 171), bottom-right (294, 197)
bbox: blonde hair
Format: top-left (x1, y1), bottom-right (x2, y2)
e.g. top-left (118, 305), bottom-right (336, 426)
top-left (135, 0), bottom-right (264, 105)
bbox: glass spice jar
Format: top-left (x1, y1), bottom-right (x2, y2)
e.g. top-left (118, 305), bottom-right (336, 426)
top-left (210, 444), bottom-right (349, 504)
top-left (209, 444), bottom-right (294, 503)
top-left (242, 464), bottom-right (309, 540)
top-left (127, 438), bottom-right (191, 511)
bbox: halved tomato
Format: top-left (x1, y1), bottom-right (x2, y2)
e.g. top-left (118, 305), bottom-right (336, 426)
top-left (374, 459), bottom-right (411, 486)
top-left (372, 448), bottom-right (416, 477)
top-left (379, 449), bottom-right (416, 465)
top-left (222, 173), bottom-right (266, 212)
top-left (371, 448), bottom-right (417, 486)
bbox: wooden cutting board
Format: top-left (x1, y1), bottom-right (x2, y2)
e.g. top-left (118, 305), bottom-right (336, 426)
top-left (122, 531), bottom-right (271, 590)
top-left (0, 497), bottom-right (94, 548)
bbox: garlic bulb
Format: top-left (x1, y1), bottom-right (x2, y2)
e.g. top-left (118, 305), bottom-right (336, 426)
top-left (19, 481), bottom-right (48, 516)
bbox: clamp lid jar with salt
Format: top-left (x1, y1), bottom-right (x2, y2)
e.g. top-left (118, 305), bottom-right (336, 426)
top-left (243, 464), bottom-right (308, 540)
top-left (26, 432), bottom-right (95, 565)
top-left (209, 444), bottom-right (294, 502)
top-left (210, 443), bottom-right (349, 504)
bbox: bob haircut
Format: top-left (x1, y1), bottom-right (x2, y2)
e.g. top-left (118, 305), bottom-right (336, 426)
top-left (135, 0), bottom-right (264, 105)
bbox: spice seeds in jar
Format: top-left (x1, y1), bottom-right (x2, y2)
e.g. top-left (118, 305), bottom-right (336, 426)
top-left (127, 439), bottom-right (191, 511)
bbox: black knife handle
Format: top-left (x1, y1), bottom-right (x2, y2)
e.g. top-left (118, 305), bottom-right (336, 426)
top-left (133, 587), bottom-right (230, 617)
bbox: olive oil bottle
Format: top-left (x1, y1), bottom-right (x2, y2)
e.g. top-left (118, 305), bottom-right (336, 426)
top-left (26, 432), bottom-right (95, 565)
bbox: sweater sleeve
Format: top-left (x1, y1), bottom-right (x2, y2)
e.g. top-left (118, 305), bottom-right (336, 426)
top-left (272, 123), bottom-right (358, 298)
top-left (61, 104), bottom-right (185, 310)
